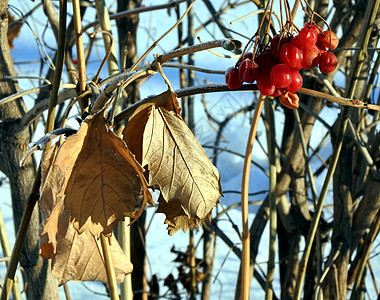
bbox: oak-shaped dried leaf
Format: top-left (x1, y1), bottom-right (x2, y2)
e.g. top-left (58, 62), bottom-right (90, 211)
top-left (51, 225), bottom-right (132, 283)
top-left (62, 112), bottom-right (152, 236)
top-left (143, 106), bottom-right (222, 233)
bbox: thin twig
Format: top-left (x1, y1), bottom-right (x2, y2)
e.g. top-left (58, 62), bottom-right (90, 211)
top-left (129, 0), bottom-right (196, 72)
top-left (72, 0), bottom-right (87, 111)
top-left (350, 212), bottom-right (380, 299)
top-left (100, 234), bottom-right (119, 300)
top-left (94, 0), bottom-right (119, 75)
top-left (162, 62), bottom-right (225, 74)
top-left (90, 30), bottom-right (115, 83)
top-left (0, 167), bottom-right (41, 300)
top-left (313, 244), bottom-right (341, 300)
top-left (293, 0), bottom-right (380, 298)
top-left (19, 87), bottom-right (77, 129)
top-left (80, 0), bottom-right (189, 35)
top-left (45, 0), bottom-right (67, 137)
top-left (91, 69), bottom-right (157, 113)
top-left (0, 84), bottom-right (76, 107)
top-left (241, 95), bottom-right (266, 299)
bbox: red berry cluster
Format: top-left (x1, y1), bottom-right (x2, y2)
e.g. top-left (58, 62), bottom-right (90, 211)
top-left (225, 23), bottom-right (339, 109)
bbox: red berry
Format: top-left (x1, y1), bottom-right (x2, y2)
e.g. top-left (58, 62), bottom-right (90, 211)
top-left (317, 30), bottom-right (339, 50)
top-left (270, 87), bottom-right (283, 97)
top-left (301, 45), bottom-right (321, 69)
top-left (255, 51), bottom-right (276, 74)
top-left (280, 91), bottom-right (300, 109)
top-left (257, 73), bottom-right (275, 95)
top-left (304, 22), bottom-right (321, 36)
top-left (225, 67), bottom-right (243, 90)
top-left (73, 58), bottom-right (78, 64)
top-left (279, 43), bottom-right (303, 69)
top-left (270, 64), bottom-right (292, 88)
top-left (238, 59), bottom-right (259, 83)
top-left (287, 70), bottom-right (303, 93)
top-left (271, 35), bottom-right (288, 56)
top-left (242, 52), bottom-right (253, 60)
top-left (319, 52), bottom-right (338, 73)
top-left (294, 28), bottom-right (318, 49)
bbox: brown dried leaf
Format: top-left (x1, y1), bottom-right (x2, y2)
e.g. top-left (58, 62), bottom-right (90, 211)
top-left (156, 195), bottom-right (212, 235)
top-left (122, 89), bottom-right (180, 163)
top-left (143, 106), bottom-right (222, 233)
top-left (7, 13), bottom-right (22, 49)
top-left (39, 143), bottom-right (67, 253)
top-left (40, 209), bottom-right (70, 259)
top-left (122, 106), bottom-right (152, 163)
top-left (62, 112), bottom-right (152, 236)
top-left (51, 225), bottom-right (132, 283)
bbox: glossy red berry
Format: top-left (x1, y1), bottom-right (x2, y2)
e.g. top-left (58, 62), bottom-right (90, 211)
top-left (280, 91), bottom-right (300, 109)
top-left (287, 70), bottom-right (303, 93)
top-left (317, 30), bottom-right (339, 50)
top-left (270, 87), bottom-right (283, 97)
top-left (239, 59), bottom-right (259, 83)
top-left (319, 51), bottom-right (338, 73)
top-left (270, 64), bottom-right (292, 88)
top-left (301, 45), bottom-right (321, 69)
top-left (304, 22), bottom-right (321, 36)
top-left (294, 28), bottom-right (318, 49)
top-left (271, 35), bottom-right (288, 56)
top-left (279, 43), bottom-right (303, 69)
top-left (243, 52), bottom-right (253, 60)
top-left (257, 73), bottom-right (275, 95)
top-left (225, 67), bottom-right (243, 90)
top-left (256, 51), bottom-right (276, 74)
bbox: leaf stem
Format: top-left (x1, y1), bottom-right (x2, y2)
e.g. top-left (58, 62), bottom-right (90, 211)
top-left (241, 95), bottom-right (265, 299)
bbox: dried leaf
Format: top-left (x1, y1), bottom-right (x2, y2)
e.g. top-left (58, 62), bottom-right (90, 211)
top-left (7, 13), bottom-right (22, 49)
top-left (61, 112), bottom-right (152, 236)
top-left (39, 111), bottom-right (153, 239)
top-left (123, 106), bottom-right (152, 163)
top-left (51, 225), bottom-right (132, 283)
top-left (156, 195), bottom-right (212, 235)
top-left (40, 209), bottom-right (70, 259)
top-left (143, 106), bottom-right (222, 233)
top-left (122, 89), bottom-right (180, 163)
top-left (39, 144), bottom-right (66, 253)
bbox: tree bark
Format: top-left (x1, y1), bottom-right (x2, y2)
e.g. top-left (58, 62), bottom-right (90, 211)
top-left (0, 3), bottom-right (58, 299)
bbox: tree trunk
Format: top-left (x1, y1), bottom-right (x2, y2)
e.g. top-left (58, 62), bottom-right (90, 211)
top-left (0, 3), bottom-right (58, 299)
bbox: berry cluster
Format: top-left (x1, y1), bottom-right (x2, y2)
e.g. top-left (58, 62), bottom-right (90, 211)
top-left (225, 23), bottom-right (339, 109)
